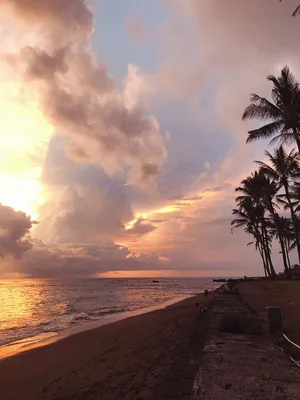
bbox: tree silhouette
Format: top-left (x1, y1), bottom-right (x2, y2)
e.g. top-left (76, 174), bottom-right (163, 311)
top-left (242, 66), bottom-right (300, 151)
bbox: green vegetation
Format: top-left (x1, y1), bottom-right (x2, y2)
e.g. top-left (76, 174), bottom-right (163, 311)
top-left (232, 67), bottom-right (300, 278)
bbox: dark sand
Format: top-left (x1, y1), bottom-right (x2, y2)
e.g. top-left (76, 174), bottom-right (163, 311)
top-left (0, 294), bottom-right (212, 400)
top-left (238, 280), bottom-right (300, 342)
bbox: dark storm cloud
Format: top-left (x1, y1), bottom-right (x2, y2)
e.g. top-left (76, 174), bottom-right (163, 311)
top-left (0, 204), bottom-right (34, 258)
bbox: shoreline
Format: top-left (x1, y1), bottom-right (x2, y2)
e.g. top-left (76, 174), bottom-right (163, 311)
top-left (0, 293), bottom-right (199, 361)
top-left (0, 292), bottom-right (213, 400)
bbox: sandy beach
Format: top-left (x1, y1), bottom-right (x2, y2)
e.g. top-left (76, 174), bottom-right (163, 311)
top-left (0, 293), bottom-right (212, 400)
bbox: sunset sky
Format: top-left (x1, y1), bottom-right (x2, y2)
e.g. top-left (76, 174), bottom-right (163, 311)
top-left (1, 0), bottom-right (300, 278)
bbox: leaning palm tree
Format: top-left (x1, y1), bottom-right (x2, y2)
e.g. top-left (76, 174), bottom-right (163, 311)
top-left (233, 173), bottom-right (277, 278)
top-left (254, 171), bottom-right (291, 275)
top-left (236, 170), bottom-right (291, 274)
top-left (231, 202), bottom-right (272, 277)
top-left (268, 216), bottom-right (293, 276)
top-left (279, 217), bottom-right (294, 271)
top-left (257, 146), bottom-right (300, 263)
top-left (242, 66), bottom-right (300, 151)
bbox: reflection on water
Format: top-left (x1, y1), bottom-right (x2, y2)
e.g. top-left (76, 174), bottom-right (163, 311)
top-left (0, 278), bottom-right (220, 346)
top-left (0, 280), bottom-right (67, 331)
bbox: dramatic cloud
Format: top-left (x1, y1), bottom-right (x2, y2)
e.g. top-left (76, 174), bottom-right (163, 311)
top-left (121, 0), bottom-right (299, 274)
top-left (3, 241), bottom-right (163, 278)
top-left (33, 137), bottom-right (134, 244)
top-left (2, 0), bottom-right (300, 277)
top-left (0, 203), bottom-right (34, 258)
top-left (1, 0), bottom-right (167, 184)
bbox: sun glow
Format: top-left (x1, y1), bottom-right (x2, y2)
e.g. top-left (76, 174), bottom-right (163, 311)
top-left (0, 81), bottom-right (53, 219)
top-left (125, 189), bottom-right (218, 232)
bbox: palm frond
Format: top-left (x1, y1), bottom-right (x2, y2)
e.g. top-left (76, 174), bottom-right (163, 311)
top-left (246, 121), bottom-right (282, 143)
top-left (268, 130), bottom-right (298, 148)
top-left (293, 5), bottom-right (300, 17)
top-left (242, 94), bottom-right (282, 121)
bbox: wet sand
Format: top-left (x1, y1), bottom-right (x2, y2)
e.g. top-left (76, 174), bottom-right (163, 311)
top-left (0, 293), bottom-right (212, 400)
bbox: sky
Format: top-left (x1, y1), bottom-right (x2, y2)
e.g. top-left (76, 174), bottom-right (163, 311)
top-left (0, 0), bottom-right (300, 278)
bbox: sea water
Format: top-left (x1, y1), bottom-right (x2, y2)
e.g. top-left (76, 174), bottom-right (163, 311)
top-left (0, 278), bottom-right (220, 348)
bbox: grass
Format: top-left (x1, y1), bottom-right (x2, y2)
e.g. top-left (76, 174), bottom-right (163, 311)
top-left (256, 281), bottom-right (300, 298)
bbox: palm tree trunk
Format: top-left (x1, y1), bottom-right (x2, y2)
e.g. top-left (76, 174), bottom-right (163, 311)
top-left (279, 236), bottom-right (291, 277)
top-left (261, 243), bottom-right (271, 277)
top-left (270, 211), bottom-right (290, 276)
top-left (266, 247), bottom-right (276, 278)
top-left (253, 223), bottom-right (271, 277)
top-left (261, 221), bottom-right (276, 279)
top-left (284, 182), bottom-right (300, 264)
top-left (257, 242), bottom-right (268, 277)
top-left (285, 239), bottom-right (291, 271)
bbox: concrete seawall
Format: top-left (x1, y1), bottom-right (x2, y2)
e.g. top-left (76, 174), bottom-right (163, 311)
top-left (192, 292), bottom-right (300, 399)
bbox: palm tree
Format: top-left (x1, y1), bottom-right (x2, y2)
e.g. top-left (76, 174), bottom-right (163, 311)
top-left (279, 217), bottom-right (294, 271)
top-left (268, 216), bottom-right (293, 276)
top-left (242, 66), bottom-right (300, 151)
top-left (235, 170), bottom-right (292, 275)
top-left (257, 146), bottom-right (300, 264)
top-left (233, 173), bottom-right (277, 278)
top-left (232, 201), bottom-right (272, 277)
top-left (256, 172), bottom-right (291, 275)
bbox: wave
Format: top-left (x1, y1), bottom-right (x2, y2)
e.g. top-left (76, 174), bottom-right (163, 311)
top-left (0, 307), bottom-right (134, 346)
top-left (0, 278), bottom-right (221, 347)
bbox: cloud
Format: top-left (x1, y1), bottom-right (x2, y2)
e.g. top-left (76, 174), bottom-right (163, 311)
top-left (2, 0), bottom-right (299, 277)
top-left (120, 0), bottom-right (299, 275)
top-left (171, 194), bottom-right (203, 202)
top-left (0, 203), bottom-right (34, 258)
top-left (2, 0), bottom-right (93, 35)
top-left (125, 16), bottom-right (148, 44)
top-left (33, 137), bottom-right (134, 244)
top-left (126, 218), bottom-right (157, 235)
top-left (1, 0), bottom-right (167, 185)
top-left (0, 240), bottom-right (164, 278)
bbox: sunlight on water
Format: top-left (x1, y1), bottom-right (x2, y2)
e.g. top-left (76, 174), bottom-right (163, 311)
top-left (0, 279), bottom-right (69, 344)
top-left (0, 278), bottom-right (220, 347)
top-left (0, 280), bottom-right (43, 330)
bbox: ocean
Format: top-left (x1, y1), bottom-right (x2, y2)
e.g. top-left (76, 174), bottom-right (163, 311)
top-left (0, 278), bottom-right (220, 349)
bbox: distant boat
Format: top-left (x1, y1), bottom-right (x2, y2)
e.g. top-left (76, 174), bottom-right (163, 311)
top-left (213, 279), bottom-right (227, 282)
top-left (152, 280), bottom-right (159, 283)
